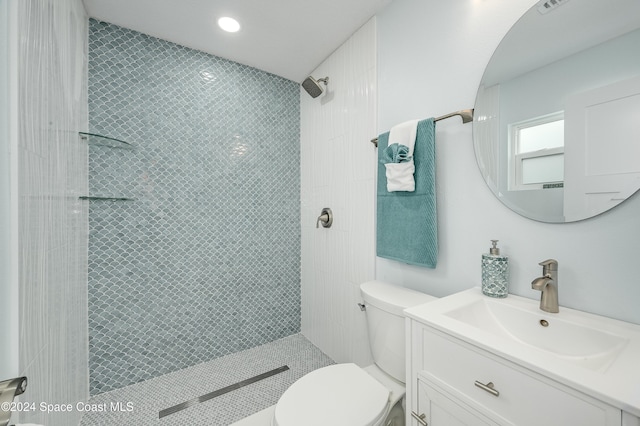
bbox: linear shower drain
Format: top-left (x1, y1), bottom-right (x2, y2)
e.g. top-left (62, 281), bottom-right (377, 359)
top-left (159, 365), bottom-right (290, 418)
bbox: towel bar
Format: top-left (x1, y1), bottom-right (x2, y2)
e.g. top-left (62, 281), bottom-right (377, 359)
top-left (370, 108), bottom-right (473, 147)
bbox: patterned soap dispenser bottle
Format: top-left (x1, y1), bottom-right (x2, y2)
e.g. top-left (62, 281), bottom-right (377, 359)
top-left (481, 240), bottom-right (509, 298)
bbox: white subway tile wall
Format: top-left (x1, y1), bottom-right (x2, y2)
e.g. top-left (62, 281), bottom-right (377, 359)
top-left (300, 18), bottom-right (377, 365)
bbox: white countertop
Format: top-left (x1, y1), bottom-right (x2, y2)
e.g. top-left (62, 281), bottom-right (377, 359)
top-left (404, 287), bottom-right (640, 417)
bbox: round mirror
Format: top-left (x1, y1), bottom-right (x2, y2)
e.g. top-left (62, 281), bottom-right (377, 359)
top-left (473, 0), bottom-right (640, 222)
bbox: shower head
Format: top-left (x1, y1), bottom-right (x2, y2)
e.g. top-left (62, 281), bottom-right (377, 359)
top-left (301, 76), bottom-right (329, 98)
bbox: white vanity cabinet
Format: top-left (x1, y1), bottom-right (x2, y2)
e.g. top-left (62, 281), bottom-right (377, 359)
top-left (415, 378), bottom-right (499, 426)
top-left (407, 319), bottom-right (623, 426)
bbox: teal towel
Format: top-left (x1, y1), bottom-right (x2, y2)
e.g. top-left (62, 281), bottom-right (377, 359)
top-left (376, 118), bottom-right (437, 268)
top-left (380, 143), bottom-right (412, 164)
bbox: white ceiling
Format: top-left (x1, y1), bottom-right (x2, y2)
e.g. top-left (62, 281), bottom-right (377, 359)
top-left (82, 0), bottom-right (393, 82)
top-left (482, 0), bottom-right (640, 85)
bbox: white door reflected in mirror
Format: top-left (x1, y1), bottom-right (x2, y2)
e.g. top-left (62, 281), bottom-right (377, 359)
top-left (564, 75), bottom-right (640, 222)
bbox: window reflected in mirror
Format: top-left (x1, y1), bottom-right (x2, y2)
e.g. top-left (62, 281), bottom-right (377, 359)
top-left (509, 112), bottom-right (564, 191)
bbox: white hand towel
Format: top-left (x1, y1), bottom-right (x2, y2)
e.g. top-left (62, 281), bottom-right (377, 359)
top-left (385, 162), bottom-right (416, 192)
top-left (385, 119), bottom-right (419, 192)
top-left (389, 119), bottom-right (419, 157)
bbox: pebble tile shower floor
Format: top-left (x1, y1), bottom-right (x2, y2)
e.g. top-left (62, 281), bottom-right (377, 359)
top-left (79, 334), bottom-right (334, 426)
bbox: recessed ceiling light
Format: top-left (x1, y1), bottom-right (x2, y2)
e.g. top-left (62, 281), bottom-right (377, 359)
top-left (218, 17), bottom-right (240, 33)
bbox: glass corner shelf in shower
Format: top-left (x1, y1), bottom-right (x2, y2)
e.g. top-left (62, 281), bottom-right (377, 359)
top-left (79, 132), bottom-right (134, 149)
top-left (78, 196), bottom-right (135, 201)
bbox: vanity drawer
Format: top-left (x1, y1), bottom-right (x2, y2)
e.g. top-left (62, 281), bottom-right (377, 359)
top-left (419, 327), bottom-right (621, 426)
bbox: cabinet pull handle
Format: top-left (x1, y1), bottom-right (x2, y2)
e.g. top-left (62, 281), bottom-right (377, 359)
top-left (474, 380), bottom-right (500, 397)
top-left (411, 411), bottom-right (428, 426)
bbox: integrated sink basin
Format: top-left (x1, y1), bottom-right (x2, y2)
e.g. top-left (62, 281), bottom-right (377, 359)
top-left (444, 296), bottom-right (628, 371)
top-left (405, 287), bottom-right (640, 416)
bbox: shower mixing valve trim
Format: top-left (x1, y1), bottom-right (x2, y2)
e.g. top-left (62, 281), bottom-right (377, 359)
top-left (316, 208), bottom-right (333, 228)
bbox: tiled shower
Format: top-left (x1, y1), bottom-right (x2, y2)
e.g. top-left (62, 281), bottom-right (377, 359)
top-left (87, 20), bottom-right (301, 395)
top-left (10, 1), bottom-right (377, 423)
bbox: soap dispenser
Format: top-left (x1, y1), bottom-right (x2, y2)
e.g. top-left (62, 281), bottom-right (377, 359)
top-left (481, 240), bottom-right (509, 298)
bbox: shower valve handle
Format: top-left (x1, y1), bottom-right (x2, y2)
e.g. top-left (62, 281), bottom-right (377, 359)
top-left (316, 208), bottom-right (333, 228)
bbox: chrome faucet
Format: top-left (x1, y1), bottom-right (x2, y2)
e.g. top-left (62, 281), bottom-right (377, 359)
top-left (531, 259), bottom-right (559, 313)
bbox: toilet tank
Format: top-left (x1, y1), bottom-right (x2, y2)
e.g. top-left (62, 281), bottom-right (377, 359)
top-left (361, 281), bottom-right (436, 383)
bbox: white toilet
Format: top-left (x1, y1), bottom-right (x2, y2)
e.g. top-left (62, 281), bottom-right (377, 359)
top-left (272, 280), bottom-right (437, 426)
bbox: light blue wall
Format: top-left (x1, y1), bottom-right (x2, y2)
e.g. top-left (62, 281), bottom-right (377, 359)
top-left (376, 0), bottom-right (640, 325)
top-left (88, 19), bottom-right (301, 395)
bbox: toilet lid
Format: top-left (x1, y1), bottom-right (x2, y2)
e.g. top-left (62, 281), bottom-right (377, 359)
top-left (274, 363), bottom-right (389, 426)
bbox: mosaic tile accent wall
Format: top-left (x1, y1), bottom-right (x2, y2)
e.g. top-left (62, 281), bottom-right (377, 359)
top-left (88, 19), bottom-right (301, 395)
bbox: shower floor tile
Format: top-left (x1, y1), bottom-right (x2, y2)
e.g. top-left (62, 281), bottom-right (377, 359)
top-left (79, 334), bottom-right (334, 426)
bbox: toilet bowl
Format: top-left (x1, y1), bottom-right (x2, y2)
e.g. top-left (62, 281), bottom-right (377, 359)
top-left (272, 281), bottom-right (436, 426)
top-left (273, 363), bottom-right (391, 426)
